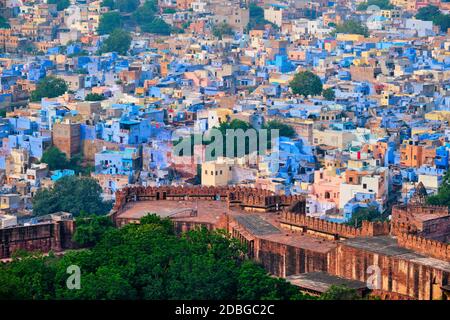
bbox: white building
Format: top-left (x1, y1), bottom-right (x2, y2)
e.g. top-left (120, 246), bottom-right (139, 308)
top-left (0, 214), bottom-right (18, 229)
top-left (405, 19), bottom-right (434, 37)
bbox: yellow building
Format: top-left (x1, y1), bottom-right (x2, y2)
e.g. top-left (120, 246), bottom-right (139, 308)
top-left (0, 194), bottom-right (20, 211)
top-left (425, 111), bottom-right (450, 122)
top-left (201, 161), bottom-right (232, 186)
top-left (336, 34), bottom-right (365, 42)
top-left (381, 9), bottom-right (401, 19)
top-left (312, 129), bottom-right (356, 149)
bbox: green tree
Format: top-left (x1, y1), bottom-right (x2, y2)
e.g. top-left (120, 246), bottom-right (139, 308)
top-left (0, 15), bottom-right (10, 29)
top-left (345, 207), bottom-right (383, 228)
top-left (416, 6), bottom-right (450, 32)
top-left (264, 120), bottom-right (296, 139)
top-left (289, 71), bottom-right (323, 97)
top-left (322, 88), bottom-right (336, 101)
top-left (163, 8), bottom-right (176, 14)
top-left (73, 214), bottom-right (115, 247)
top-left (100, 29), bottom-right (131, 55)
top-left (133, 0), bottom-right (158, 25)
top-left (101, 0), bottom-right (115, 9)
top-left (433, 13), bottom-right (450, 32)
top-left (415, 5), bottom-right (441, 20)
top-left (332, 20), bottom-right (369, 37)
top-left (32, 176), bottom-right (112, 216)
top-left (246, 3), bottom-right (278, 31)
top-left (85, 93), bottom-right (106, 101)
top-left (48, 0), bottom-right (70, 11)
top-left (212, 22), bottom-right (234, 39)
top-left (141, 18), bottom-right (172, 35)
top-left (41, 146), bottom-right (69, 170)
top-left (98, 12), bottom-right (122, 35)
top-left (30, 76), bottom-right (68, 102)
top-left (357, 0), bottom-right (394, 11)
top-left (427, 170), bottom-right (450, 206)
top-left (115, 0), bottom-right (140, 13)
top-left (319, 285), bottom-right (360, 300)
top-left (0, 214), bottom-right (313, 300)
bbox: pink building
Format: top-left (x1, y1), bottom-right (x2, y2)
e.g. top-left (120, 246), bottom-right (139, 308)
top-left (311, 169), bottom-right (344, 208)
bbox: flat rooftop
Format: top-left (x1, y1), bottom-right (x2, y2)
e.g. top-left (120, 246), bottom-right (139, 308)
top-left (234, 215), bottom-right (281, 236)
top-left (259, 232), bottom-right (338, 254)
top-left (118, 200), bottom-right (234, 224)
top-left (286, 272), bottom-right (367, 293)
top-left (343, 236), bottom-right (450, 272)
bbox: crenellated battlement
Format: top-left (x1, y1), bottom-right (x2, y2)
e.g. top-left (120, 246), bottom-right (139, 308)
top-left (279, 212), bottom-right (390, 239)
top-left (392, 204), bottom-right (449, 217)
top-left (396, 232), bottom-right (450, 262)
top-left (111, 185), bottom-right (307, 220)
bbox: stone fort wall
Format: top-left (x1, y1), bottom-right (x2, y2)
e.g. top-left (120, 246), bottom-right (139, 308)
top-left (0, 220), bottom-right (76, 259)
top-left (280, 211), bottom-right (390, 239)
top-left (110, 185), bottom-right (306, 221)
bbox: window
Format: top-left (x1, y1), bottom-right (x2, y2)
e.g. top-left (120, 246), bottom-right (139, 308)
top-left (211, 171), bottom-right (213, 175)
top-left (220, 170), bottom-right (223, 175)
top-left (205, 170), bottom-right (208, 175)
top-left (363, 183), bottom-right (367, 189)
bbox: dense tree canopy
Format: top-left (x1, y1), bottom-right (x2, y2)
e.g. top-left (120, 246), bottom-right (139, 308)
top-left (174, 118), bottom-right (297, 161)
top-left (415, 5), bottom-right (450, 32)
top-left (101, 0), bottom-right (140, 12)
top-left (322, 88), bottom-right (336, 101)
top-left (357, 0), bottom-right (394, 11)
top-left (100, 29), bottom-right (132, 55)
top-left (212, 23), bottom-right (234, 39)
top-left (0, 214), bottom-right (313, 300)
top-left (30, 76), bottom-right (68, 102)
top-left (132, 1), bottom-right (173, 35)
top-left (332, 20), bottom-right (369, 37)
top-left (289, 71), bottom-right (323, 97)
top-left (115, 0), bottom-right (140, 13)
top-left (40, 146), bottom-right (89, 174)
top-left (72, 214), bottom-right (115, 247)
top-left (85, 93), bottom-right (106, 101)
top-left (0, 15), bottom-right (10, 29)
top-left (140, 18), bottom-right (172, 35)
top-left (41, 146), bottom-right (69, 170)
top-left (427, 170), bottom-right (450, 206)
top-left (319, 285), bottom-right (360, 300)
top-left (246, 3), bottom-right (278, 31)
top-left (32, 176), bottom-right (112, 216)
top-left (163, 8), bottom-right (176, 14)
top-left (48, 0), bottom-right (71, 11)
top-left (345, 207), bottom-right (384, 228)
top-left (133, 0), bottom-right (158, 25)
top-left (264, 120), bottom-right (297, 139)
top-left (98, 12), bottom-right (122, 35)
